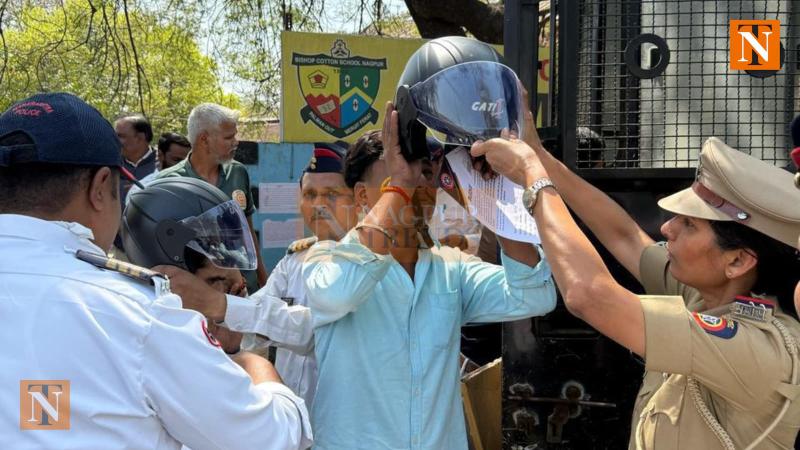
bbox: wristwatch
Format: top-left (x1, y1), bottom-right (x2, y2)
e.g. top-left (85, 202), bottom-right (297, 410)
top-left (522, 177), bottom-right (556, 216)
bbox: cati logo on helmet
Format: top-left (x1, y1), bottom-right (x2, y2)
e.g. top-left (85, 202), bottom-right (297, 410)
top-left (471, 99), bottom-right (505, 119)
top-left (730, 20), bottom-right (782, 71)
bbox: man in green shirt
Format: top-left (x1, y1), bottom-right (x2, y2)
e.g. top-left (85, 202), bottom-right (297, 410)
top-left (157, 103), bottom-right (267, 292)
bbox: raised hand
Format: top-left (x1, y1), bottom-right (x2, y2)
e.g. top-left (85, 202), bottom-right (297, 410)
top-left (469, 136), bottom-right (547, 188)
top-left (382, 101), bottom-right (422, 189)
top-left (519, 85), bottom-right (544, 151)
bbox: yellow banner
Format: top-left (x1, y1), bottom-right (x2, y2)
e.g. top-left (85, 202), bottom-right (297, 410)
top-left (281, 31), bottom-right (551, 143)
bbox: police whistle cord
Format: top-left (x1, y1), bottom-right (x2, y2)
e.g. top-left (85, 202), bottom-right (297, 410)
top-left (688, 318), bottom-right (799, 450)
top-left (687, 378), bottom-right (736, 449)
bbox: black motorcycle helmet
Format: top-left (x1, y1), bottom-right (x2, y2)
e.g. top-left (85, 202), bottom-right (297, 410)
top-left (395, 36), bottom-right (519, 161)
top-left (121, 177), bottom-right (257, 271)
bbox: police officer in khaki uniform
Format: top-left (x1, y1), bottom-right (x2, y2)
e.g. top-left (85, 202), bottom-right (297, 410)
top-left (472, 118), bottom-right (800, 447)
top-left (789, 117), bottom-right (800, 319)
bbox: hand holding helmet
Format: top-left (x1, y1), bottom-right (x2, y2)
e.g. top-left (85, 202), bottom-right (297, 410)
top-left (382, 101), bottom-right (423, 190)
top-left (122, 177), bottom-right (258, 321)
top-left (153, 264), bottom-right (227, 321)
top-left (470, 133), bottom-right (546, 188)
top-left (395, 36), bottom-right (525, 163)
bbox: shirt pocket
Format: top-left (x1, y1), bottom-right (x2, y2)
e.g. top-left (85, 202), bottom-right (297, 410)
top-left (420, 289), bottom-right (460, 350)
top-left (635, 375), bottom-right (684, 450)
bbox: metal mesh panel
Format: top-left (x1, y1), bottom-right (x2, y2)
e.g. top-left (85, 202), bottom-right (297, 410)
top-left (575, 0), bottom-right (799, 169)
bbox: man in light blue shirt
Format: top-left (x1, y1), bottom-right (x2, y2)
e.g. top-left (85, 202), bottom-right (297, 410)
top-left (303, 122), bottom-right (557, 449)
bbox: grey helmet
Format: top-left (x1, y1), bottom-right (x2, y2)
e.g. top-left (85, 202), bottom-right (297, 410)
top-left (395, 36), bottom-right (517, 161)
top-left (121, 177), bottom-right (256, 271)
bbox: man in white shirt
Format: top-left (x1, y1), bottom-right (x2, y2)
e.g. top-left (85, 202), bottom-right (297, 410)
top-left (154, 143), bottom-right (357, 409)
top-left (244, 142), bottom-right (357, 407)
top-left (0, 93), bottom-right (311, 450)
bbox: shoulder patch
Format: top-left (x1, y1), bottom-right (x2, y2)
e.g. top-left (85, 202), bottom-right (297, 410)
top-left (232, 189), bottom-right (248, 209)
top-left (439, 171), bottom-right (455, 190)
top-left (692, 313), bottom-right (738, 339)
top-left (75, 250), bottom-right (170, 296)
top-left (288, 236), bottom-right (318, 254)
top-left (201, 319), bottom-right (222, 348)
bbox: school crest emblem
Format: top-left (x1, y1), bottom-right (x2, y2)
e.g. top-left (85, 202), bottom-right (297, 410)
top-left (292, 39), bottom-right (386, 138)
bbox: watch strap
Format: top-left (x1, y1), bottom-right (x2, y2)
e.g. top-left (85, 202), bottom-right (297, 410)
top-left (524, 177), bottom-right (556, 214)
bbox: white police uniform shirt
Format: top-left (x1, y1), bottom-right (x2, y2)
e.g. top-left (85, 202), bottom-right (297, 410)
top-left (0, 214), bottom-right (312, 450)
top-left (238, 246), bottom-right (317, 408)
top-left (226, 280), bottom-right (314, 361)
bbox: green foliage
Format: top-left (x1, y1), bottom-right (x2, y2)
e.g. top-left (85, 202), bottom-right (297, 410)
top-left (1, 0), bottom-right (239, 135)
top-left (0, 0), bottom-right (430, 140)
top-left (204, 0), bottom-right (324, 119)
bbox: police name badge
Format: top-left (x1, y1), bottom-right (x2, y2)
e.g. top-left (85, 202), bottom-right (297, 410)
top-left (730, 296), bottom-right (774, 323)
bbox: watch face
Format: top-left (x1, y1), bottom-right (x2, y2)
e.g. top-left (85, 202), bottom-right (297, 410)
top-left (522, 187), bottom-right (535, 210)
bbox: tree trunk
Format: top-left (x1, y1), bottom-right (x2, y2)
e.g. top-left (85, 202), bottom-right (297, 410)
top-left (403, 0), bottom-right (504, 43)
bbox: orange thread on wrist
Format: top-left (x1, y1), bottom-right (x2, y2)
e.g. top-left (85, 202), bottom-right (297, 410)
top-left (380, 185), bottom-right (412, 204)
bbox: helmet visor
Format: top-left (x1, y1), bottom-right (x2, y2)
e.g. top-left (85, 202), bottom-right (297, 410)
top-left (180, 200), bottom-right (257, 270)
top-left (409, 61), bottom-right (524, 146)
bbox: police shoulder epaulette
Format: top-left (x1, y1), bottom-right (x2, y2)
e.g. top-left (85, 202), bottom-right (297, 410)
top-left (287, 236), bottom-right (318, 255)
top-left (75, 250), bottom-right (170, 296)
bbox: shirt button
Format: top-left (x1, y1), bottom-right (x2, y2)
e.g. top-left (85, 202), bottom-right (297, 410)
top-left (412, 436), bottom-right (419, 445)
top-left (414, 388), bottom-right (421, 395)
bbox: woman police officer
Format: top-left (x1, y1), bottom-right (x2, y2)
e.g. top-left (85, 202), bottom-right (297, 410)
top-left (790, 123), bottom-right (800, 318)
top-left (471, 111), bottom-right (800, 447)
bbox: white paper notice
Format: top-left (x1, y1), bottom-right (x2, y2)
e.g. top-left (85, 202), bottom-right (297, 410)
top-left (258, 183), bottom-right (299, 214)
top-left (445, 148), bottom-right (540, 243)
top-left (261, 218), bottom-right (305, 248)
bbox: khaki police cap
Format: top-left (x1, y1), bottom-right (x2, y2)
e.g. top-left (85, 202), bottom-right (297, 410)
top-left (658, 137), bottom-right (800, 248)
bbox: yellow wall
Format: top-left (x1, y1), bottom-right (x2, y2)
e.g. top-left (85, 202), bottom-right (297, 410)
top-left (280, 31), bottom-right (550, 143)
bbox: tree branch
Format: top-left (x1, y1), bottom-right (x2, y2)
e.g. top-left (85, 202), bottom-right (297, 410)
top-left (103, 3), bottom-right (125, 105)
top-left (122, 0), bottom-right (146, 114)
top-left (0, 0), bottom-right (8, 87)
top-left (78, 0), bottom-right (97, 48)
